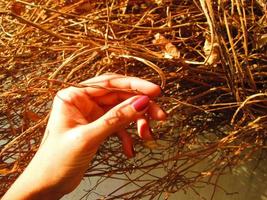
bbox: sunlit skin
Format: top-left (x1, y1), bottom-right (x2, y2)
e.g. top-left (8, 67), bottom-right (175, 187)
top-left (2, 74), bottom-right (166, 200)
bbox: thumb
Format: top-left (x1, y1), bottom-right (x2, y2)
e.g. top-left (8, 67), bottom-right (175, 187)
top-left (81, 95), bottom-right (150, 145)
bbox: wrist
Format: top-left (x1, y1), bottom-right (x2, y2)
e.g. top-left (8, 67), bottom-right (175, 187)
top-left (2, 154), bottom-right (66, 200)
top-left (20, 154), bottom-right (66, 199)
top-left (2, 173), bottom-right (64, 200)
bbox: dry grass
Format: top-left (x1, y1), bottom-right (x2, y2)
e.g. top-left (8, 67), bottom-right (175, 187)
top-left (0, 0), bottom-right (267, 199)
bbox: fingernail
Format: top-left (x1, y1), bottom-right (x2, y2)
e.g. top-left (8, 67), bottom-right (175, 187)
top-left (132, 96), bottom-right (150, 112)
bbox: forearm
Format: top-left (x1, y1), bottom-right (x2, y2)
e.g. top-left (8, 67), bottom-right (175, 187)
top-left (2, 154), bottom-right (64, 200)
top-left (2, 178), bottom-right (63, 200)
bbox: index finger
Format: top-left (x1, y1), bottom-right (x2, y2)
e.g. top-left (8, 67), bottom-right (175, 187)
top-left (81, 74), bottom-right (161, 97)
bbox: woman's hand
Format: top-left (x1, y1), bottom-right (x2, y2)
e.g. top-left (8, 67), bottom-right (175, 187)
top-left (2, 74), bottom-right (166, 200)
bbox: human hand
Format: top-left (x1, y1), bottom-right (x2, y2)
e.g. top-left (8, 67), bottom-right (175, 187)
top-left (2, 74), bottom-right (166, 200)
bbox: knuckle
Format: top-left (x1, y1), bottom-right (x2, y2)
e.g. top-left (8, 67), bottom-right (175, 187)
top-left (54, 87), bottom-right (75, 102)
top-left (104, 105), bottom-right (136, 127)
top-left (104, 109), bottom-right (126, 126)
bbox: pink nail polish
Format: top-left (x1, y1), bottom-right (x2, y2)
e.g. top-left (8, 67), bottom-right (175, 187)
top-left (132, 96), bottom-right (150, 112)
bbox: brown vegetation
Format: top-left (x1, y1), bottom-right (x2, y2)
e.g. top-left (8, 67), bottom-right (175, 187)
top-left (0, 0), bottom-right (266, 199)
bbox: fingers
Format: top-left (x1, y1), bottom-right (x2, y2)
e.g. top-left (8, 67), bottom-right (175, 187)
top-left (117, 130), bottom-right (134, 158)
top-left (51, 88), bottom-right (96, 127)
top-left (148, 101), bottom-right (167, 120)
top-left (117, 118), bottom-right (153, 158)
top-left (52, 74), bottom-right (166, 159)
top-left (81, 73), bottom-right (124, 84)
top-left (81, 74), bottom-right (161, 98)
top-left (82, 95), bottom-right (150, 145)
top-left (94, 93), bottom-right (119, 106)
top-left (107, 76), bottom-right (161, 97)
top-left (137, 117), bottom-right (154, 140)
top-left (117, 118), bottom-right (154, 158)
top-left (53, 87), bottom-right (105, 124)
top-left (94, 94), bottom-right (167, 121)
top-left (93, 92), bottom-right (133, 106)
top-left (86, 103), bottom-right (105, 122)
top-left (54, 87), bottom-right (93, 114)
top-left (53, 85), bottom-right (166, 127)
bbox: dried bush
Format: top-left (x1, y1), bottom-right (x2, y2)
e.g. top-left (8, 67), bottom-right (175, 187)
top-left (0, 0), bottom-right (266, 199)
